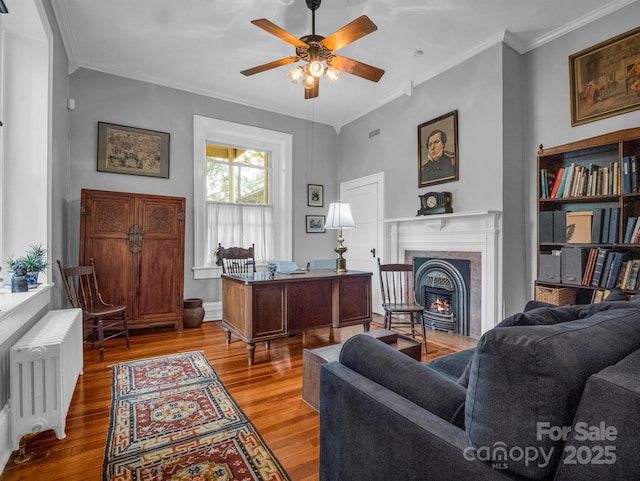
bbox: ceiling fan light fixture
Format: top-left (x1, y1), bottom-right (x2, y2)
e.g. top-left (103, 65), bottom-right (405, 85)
top-left (288, 66), bottom-right (305, 84)
top-left (303, 73), bottom-right (316, 89)
top-left (325, 67), bottom-right (339, 83)
top-left (308, 60), bottom-right (324, 78)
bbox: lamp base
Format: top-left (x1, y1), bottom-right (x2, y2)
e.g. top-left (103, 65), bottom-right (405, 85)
top-left (336, 257), bottom-right (347, 274)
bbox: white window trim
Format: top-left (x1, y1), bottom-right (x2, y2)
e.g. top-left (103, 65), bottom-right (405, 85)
top-left (192, 115), bottom-right (292, 279)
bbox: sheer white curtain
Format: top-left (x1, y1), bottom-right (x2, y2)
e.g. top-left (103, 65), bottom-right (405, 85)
top-left (206, 203), bottom-right (274, 265)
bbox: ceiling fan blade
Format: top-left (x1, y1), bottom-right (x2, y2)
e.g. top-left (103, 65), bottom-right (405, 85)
top-left (251, 19), bottom-right (308, 48)
top-left (304, 77), bottom-right (319, 99)
top-left (320, 15), bottom-right (377, 52)
top-left (329, 55), bottom-right (385, 82)
top-left (241, 56), bottom-right (300, 76)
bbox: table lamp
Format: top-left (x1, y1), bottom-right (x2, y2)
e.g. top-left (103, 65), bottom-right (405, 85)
top-left (324, 201), bottom-right (355, 273)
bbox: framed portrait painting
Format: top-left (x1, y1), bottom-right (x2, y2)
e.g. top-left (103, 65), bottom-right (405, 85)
top-left (418, 110), bottom-right (459, 188)
top-left (307, 184), bottom-right (324, 207)
top-left (97, 122), bottom-right (170, 178)
top-left (569, 26), bottom-right (640, 126)
top-left (306, 215), bottom-right (326, 233)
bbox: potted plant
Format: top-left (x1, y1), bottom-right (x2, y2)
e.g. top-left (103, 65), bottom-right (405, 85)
top-left (5, 244), bottom-right (48, 285)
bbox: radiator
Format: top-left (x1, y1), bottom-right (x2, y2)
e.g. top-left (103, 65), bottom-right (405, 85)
top-left (10, 308), bottom-right (83, 450)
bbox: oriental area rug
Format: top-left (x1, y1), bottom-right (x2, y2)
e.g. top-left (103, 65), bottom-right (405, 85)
top-left (103, 351), bottom-right (290, 481)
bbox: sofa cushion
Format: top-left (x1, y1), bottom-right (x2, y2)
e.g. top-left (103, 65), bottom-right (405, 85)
top-left (465, 307), bottom-right (640, 479)
top-left (426, 347), bottom-right (475, 381)
top-left (339, 334), bottom-right (467, 428)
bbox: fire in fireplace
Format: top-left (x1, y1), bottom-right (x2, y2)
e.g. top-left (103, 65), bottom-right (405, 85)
top-left (414, 258), bottom-right (470, 335)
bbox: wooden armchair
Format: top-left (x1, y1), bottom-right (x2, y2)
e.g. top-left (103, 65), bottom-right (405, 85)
top-left (57, 258), bottom-right (130, 361)
top-left (216, 243), bottom-right (256, 274)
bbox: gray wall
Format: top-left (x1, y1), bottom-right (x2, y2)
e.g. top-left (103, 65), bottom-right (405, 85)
top-left (66, 69), bottom-right (337, 302)
top-left (43, 0), bottom-right (72, 308)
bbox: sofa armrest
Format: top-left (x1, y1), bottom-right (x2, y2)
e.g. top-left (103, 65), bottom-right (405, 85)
top-left (319, 362), bottom-right (525, 481)
top-left (555, 349), bottom-right (640, 481)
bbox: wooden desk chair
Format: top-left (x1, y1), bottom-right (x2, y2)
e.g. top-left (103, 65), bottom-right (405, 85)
top-left (377, 258), bottom-right (427, 352)
top-left (56, 258), bottom-right (130, 362)
top-left (216, 243), bottom-right (256, 274)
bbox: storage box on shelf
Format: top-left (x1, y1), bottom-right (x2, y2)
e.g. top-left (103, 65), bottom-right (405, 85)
top-left (537, 128), bottom-right (640, 304)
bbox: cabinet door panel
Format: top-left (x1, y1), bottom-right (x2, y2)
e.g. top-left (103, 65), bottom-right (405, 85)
top-left (80, 192), bottom-right (137, 317)
top-left (137, 197), bottom-right (185, 325)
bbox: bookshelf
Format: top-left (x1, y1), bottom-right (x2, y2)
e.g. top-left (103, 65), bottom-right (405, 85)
top-left (537, 128), bottom-right (640, 304)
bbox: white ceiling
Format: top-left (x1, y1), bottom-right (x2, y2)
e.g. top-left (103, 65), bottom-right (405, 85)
top-left (45, 0), bottom-right (635, 129)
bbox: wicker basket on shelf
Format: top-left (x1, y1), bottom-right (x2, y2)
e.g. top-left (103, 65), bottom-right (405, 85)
top-left (535, 285), bottom-right (577, 306)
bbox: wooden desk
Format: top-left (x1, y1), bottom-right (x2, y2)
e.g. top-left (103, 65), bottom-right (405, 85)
top-left (221, 270), bottom-right (372, 365)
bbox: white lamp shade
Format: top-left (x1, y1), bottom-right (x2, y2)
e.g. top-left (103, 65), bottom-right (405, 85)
top-left (324, 202), bottom-right (355, 229)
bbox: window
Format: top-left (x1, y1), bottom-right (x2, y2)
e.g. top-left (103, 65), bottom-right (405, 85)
top-left (193, 116), bottom-right (292, 279)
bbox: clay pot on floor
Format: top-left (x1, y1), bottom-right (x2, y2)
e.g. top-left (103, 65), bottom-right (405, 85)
top-left (183, 298), bottom-right (204, 328)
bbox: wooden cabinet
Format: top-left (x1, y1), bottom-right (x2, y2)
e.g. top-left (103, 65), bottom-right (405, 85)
top-left (79, 189), bottom-right (186, 330)
top-left (537, 128), bottom-right (640, 303)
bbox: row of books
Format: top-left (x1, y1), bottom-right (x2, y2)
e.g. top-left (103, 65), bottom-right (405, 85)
top-left (622, 155), bottom-right (640, 194)
top-left (540, 161), bottom-right (621, 199)
top-left (583, 248), bottom-right (640, 290)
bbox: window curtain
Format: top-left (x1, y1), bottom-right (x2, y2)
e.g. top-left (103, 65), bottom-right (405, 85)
top-left (206, 203), bottom-right (273, 265)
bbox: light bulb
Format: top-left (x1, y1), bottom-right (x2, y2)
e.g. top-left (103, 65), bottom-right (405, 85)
top-left (303, 74), bottom-right (316, 89)
top-left (308, 60), bottom-right (324, 78)
top-left (288, 66), bottom-right (304, 84)
top-left (325, 67), bottom-right (339, 83)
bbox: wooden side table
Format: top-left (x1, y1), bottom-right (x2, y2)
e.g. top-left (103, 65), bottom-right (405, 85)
top-left (302, 329), bottom-right (422, 411)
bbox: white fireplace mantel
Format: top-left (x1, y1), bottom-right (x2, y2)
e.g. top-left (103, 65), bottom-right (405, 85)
top-left (383, 211), bottom-right (502, 336)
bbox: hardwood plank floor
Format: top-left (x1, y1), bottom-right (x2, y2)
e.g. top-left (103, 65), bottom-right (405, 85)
top-left (0, 315), bottom-right (476, 481)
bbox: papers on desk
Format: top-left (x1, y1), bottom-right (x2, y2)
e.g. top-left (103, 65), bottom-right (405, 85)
top-left (268, 261), bottom-right (306, 274)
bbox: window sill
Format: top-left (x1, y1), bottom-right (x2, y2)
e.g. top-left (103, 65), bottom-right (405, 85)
top-left (0, 284), bottom-right (52, 332)
top-left (192, 266), bottom-right (223, 280)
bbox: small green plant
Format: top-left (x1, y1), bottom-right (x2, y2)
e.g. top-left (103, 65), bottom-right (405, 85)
top-left (5, 244), bottom-right (48, 274)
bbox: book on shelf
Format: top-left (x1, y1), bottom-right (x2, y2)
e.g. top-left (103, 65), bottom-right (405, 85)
top-left (602, 208), bottom-right (610, 243)
top-left (550, 167), bottom-right (564, 198)
top-left (608, 207), bottom-right (620, 244)
top-left (591, 289), bottom-right (611, 303)
top-left (590, 248), bottom-right (610, 287)
top-left (624, 216), bottom-right (638, 244)
top-left (622, 156), bottom-right (632, 194)
top-left (591, 208), bottom-right (604, 243)
top-left (632, 156), bottom-right (638, 193)
top-left (599, 251), bottom-right (616, 288)
top-left (605, 252), bottom-right (628, 289)
top-left (582, 247), bottom-right (599, 286)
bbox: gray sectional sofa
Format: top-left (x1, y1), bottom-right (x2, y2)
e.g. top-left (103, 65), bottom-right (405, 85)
top-left (319, 293), bottom-right (640, 480)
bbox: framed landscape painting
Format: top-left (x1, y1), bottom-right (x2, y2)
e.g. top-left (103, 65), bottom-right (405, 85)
top-left (570, 26), bottom-right (640, 126)
top-left (418, 110), bottom-right (459, 188)
top-left (97, 122), bottom-right (170, 178)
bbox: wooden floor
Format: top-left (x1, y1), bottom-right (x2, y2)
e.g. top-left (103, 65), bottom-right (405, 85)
top-left (0, 315), bottom-right (476, 481)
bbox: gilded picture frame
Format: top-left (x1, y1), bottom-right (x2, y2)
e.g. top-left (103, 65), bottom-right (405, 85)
top-left (97, 122), bottom-right (170, 178)
top-left (569, 26), bottom-right (640, 126)
top-left (418, 110), bottom-right (459, 188)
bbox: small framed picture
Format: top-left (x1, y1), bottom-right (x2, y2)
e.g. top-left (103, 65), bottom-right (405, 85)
top-left (306, 215), bottom-right (326, 233)
top-left (418, 110), bottom-right (459, 188)
top-left (97, 122), bottom-right (170, 178)
top-left (307, 184), bottom-right (324, 207)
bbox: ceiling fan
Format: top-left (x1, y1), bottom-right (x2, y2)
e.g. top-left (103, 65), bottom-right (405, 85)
top-left (241, 0), bottom-right (385, 99)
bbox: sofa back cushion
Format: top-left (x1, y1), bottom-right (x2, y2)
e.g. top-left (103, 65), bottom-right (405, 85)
top-left (465, 307), bottom-right (640, 479)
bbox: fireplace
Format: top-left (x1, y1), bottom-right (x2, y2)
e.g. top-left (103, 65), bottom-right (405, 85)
top-left (414, 258), bottom-right (470, 336)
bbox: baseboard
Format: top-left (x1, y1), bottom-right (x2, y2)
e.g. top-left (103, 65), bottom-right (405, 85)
top-left (204, 301), bottom-right (221, 322)
top-left (0, 403), bottom-right (12, 474)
